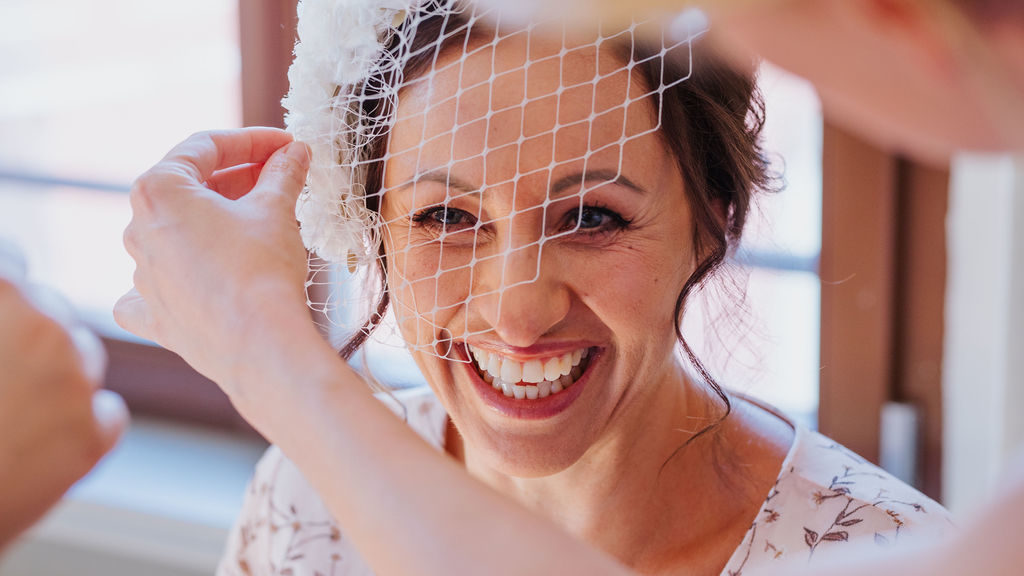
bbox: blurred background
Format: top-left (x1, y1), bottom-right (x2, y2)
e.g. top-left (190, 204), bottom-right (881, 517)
top-left (1, 0), bottom-right (1021, 574)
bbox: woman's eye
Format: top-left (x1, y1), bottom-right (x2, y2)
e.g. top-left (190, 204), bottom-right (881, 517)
top-left (412, 206), bottom-right (474, 231)
top-left (565, 205), bottom-right (628, 233)
top-left (576, 207), bottom-right (608, 229)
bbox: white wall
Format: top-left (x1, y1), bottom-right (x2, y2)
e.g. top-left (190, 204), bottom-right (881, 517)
top-left (943, 154), bottom-right (1024, 514)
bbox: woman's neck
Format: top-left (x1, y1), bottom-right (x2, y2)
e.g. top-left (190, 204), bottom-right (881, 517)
top-left (447, 359), bottom-right (754, 572)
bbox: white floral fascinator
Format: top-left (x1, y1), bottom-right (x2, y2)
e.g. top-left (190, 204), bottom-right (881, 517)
top-left (285, 0), bottom-right (425, 268)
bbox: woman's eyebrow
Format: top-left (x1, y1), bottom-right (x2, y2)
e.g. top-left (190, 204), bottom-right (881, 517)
top-left (390, 168), bottom-right (646, 197)
top-left (391, 170), bottom-right (481, 196)
top-left (549, 170), bottom-right (648, 197)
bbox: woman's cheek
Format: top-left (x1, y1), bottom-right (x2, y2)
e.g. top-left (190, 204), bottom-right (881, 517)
top-left (391, 247), bottom-right (476, 344)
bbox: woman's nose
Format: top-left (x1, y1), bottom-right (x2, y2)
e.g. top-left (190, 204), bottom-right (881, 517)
top-left (472, 239), bottom-right (571, 348)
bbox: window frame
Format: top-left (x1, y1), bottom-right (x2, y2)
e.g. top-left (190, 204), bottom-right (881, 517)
top-left (818, 122), bottom-right (948, 499)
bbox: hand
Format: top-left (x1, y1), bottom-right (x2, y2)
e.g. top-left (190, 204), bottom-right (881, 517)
top-left (114, 128), bottom-right (316, 404)
top-left (0, 242), bottom-right (128, 551)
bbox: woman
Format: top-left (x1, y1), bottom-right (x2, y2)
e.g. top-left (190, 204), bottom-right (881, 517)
top-left (115, 1), bottom-right (951, 574)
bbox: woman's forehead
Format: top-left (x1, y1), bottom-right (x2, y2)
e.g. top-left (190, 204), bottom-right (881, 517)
top-left (387, 28), bottom-right (661, 179)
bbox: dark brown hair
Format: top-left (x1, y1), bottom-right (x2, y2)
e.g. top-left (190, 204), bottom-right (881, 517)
top-left (339, 7), bottom-right (773, 438)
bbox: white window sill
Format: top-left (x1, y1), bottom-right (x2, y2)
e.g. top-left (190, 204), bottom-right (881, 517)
top-left (1, 418), bottom-right (267, 576)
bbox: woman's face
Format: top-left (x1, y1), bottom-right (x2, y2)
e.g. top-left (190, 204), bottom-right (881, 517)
top-left (380, 30), bottom-right (696, 477)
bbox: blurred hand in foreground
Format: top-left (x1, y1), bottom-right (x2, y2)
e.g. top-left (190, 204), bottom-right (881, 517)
top-left (0, 240), bottom-right (128, 552)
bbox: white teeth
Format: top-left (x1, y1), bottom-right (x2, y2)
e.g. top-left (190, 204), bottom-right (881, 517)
top-left (538, 381), bottom-right (551, 398)
top-left (487, 354), bottom-right (502, 380)
top-left (558, 354), bottom-right (572, 376)
top-left (543, 357), bottom-right (561, 381)
top-left (522, 359), bottom-right (544, 383)
top-left (500, 358), bottom-right (522, 383)
top-left (468, 345), bottom-right (591, 401)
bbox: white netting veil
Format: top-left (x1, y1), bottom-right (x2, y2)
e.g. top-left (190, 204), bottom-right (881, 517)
top-left (285, 0), bottom-right (719, 388)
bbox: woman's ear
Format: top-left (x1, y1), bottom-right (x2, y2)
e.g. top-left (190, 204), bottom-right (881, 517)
top-left (711, 197), bottom-right (728, 231)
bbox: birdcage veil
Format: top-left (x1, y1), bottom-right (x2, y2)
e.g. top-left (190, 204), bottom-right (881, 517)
top-left (286, 0), bottom-right (709, 396)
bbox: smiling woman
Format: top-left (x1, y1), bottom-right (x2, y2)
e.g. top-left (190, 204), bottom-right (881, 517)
top-left (169, 1), bottom-right (958, 575)
top-left (372, 17), bottom-right (726, 478)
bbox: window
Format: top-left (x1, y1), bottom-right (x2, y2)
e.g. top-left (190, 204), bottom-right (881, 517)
top-left (0, 0), bottom-right (240, 330)
top-left (686, 63), bottom-right (823, 428)
top-left (0, 0), bottom-right (247, 427)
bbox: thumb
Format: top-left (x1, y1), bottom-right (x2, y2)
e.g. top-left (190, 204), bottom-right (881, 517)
top-left (113, 288), bottom-right (156, 342)
top-left (253, 140), bottom-right (311, 207)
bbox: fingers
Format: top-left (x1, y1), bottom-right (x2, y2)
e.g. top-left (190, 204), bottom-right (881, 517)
top-left (206, 163), bottom-right (265, 200)
top-left (91, 389), bottom-right (129, 450)
top-left (161, 127), bottom-right (293, 183)
top-left (252, 141), bottom-right (311, 207)
top-left (208, 140), bottom-right (311, 203)
top-left (113, 288), bottom-right (156, 342)
top-left (70, 326), bottom-right (107, 388)
top-left (23, 284), bottom-right (109, 386)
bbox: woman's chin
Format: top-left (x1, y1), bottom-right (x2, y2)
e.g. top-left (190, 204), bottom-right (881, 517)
top-left (460, 421), bottom-right (594, 479)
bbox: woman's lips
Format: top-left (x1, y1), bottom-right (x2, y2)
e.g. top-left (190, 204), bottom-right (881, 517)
top-left (455, 342), bottom-right (599, 420)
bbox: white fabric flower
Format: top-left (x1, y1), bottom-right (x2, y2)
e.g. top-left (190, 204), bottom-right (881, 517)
top-left (285, 0), bottom-right (419, 265)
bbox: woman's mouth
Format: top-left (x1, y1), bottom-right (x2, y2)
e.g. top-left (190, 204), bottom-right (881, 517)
top-left (465, 345), bottom-right (593, 400)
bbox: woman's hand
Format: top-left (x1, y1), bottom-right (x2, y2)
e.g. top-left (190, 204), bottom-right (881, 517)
top-left (114, 128), bottom-right (317, 402)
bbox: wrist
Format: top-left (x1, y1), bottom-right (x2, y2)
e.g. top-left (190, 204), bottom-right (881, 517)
top-left (223, 282), bottom-right (316, 377)
top-left (224, 303), bottom-right (350, 438)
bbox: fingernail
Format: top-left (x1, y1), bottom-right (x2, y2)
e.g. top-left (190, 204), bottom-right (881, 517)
top-left (72, 326), bottom-right (108, 385)
top-left (92, 389), bottom-right (129, 443)
top-left (286, 141), bottom-right (312, 170)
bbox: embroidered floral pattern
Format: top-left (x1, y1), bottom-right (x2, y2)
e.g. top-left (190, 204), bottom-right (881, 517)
top-left (722, 437), bottom-right (954, 575)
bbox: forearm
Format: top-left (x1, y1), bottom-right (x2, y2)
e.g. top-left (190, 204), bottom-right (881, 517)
top-left (248, 322), bottom-right (631, 576)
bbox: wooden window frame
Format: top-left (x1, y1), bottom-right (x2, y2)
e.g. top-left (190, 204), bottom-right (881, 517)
top-left (819, 122), bottom-right (948, 499)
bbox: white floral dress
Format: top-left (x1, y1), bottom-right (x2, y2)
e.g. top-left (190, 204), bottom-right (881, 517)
top-left (218, 387), bottom-right (954, 576)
